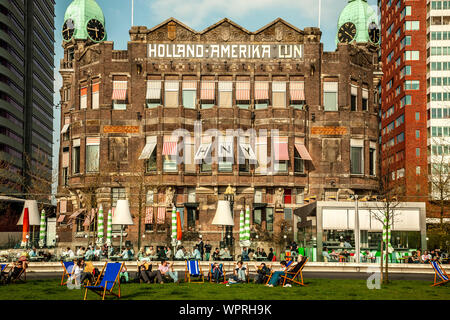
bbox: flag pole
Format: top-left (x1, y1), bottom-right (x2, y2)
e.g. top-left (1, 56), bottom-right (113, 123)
top-left (318, 0), bottom-right (322, 29)
top-left (131, 0), bottom-right (134, 27)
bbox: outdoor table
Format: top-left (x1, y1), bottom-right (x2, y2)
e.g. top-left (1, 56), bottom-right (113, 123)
top-left (398, 257), bottom-right (410, 264)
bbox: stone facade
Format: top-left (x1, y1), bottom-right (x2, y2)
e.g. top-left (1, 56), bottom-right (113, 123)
top-left (56, 18), bottom-right (381, 252)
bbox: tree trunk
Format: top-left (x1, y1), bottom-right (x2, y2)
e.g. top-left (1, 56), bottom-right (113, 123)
top-left (380, 240), bottom-right (384, 284)
top-left (385, 232), bottom-right (389, 284)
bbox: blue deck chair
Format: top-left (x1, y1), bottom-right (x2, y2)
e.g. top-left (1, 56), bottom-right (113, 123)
top-left (185, 260), bottom-right (204, 283)
top-left (208, 263), bottom-right (226, 283)
top-left (84, 262), bottom-right (123, 300)
top-left (0, 264), bottom-right (7, 273)
top-left (430, 261), bottom-right (449, 287)
top-left (60, 261), bottom-right (74, 286)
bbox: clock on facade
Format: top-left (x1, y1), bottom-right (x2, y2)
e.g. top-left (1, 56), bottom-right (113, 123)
top-left (62, 19), bottom-right (75, 41)
top-left (368, 22), bottom-right (380, 44)
top-left (86, 19), bottom-right (105, 42)
top-left (338, 22), bottom-right (357, 44)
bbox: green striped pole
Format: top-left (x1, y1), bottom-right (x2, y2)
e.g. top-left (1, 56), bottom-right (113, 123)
top-left (97, 205), bottom-right (104, 246)
top-left (171, 206), bottom-right (177, 246)
top-left (38, 209), bottom-right (46, 248)
top-left (383, 217), bottom-right (392, 259)
top-left (106, 209), bottom-right (112, 247)
top-left (245, 206), bottom-right (250, 241)
top-left (239, 209), bottom-right (245, 245)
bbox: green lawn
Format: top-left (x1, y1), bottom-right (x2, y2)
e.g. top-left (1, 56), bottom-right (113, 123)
top-left (0, 279), bottom-right (448, 300)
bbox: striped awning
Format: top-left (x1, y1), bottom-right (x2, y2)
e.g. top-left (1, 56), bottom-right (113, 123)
top-left (86, 137), bottom-right (100, 146)
top-left (139, 137), bottom-right (157, 160)
top-left (201, 81), bottom-right (215, 100)
top-left (59, 200), bottom-right (67, 214)
top-left (157, 207), bottom-right (166, 224)
top-left (80, 87), bottom-right (88, 96)
top-left (61, 124), bottom-right (70, 134)
top-left (165, 80), bottom-right (179, 91)
top-left (92, 83), bottom-right (100, 93)
top-left (62, 152), bottom-right (69, 168)
top-left (218, 137), bottom-right (233, 158)
top-left (162, 136), bottom-right (178, 156)
top-left (272, 81), bottom-right (286, 92)
top-left (255, 81), bottom-right (269, 100)
top-left (218, 81), bottom-right (232, 92)
top-left (240, 143), bottom-right (257, 161)
top-left (194, 143), bottom-right (212, 161)
top-left (295, 143), bottom-right (312, 161)
top-left (236, 82), bottom-right (250, 100)
top-left (145, 207), bottom-right (153, 224)
top-left (57, 215), bottom-right (66, 223)
top-left (83, 209), bottom-right (96, 226)
top-left (112, 81), bottom-right (128, 100)
top-left (274, 137), bottom-right (289, 161)
top-left (183, 81), bottom-right (197, 90)
top-left (146, 80), bottom-right (161, 100)
top-left (290, 82), bottom-right (305, 101)
top-left (69, 208), bottom-right (86, 219)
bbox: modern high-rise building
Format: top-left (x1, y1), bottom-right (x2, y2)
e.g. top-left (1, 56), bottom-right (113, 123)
top-left (0, 0), bottom-right (55, 197)
top-left (378, 0), bottom-right (428, 202)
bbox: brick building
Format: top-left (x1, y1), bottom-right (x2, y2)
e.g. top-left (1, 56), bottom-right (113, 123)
top-left (56, 0), bottom-right (382, 253)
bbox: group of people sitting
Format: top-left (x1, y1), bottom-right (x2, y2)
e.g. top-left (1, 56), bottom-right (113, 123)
top-left (61, 245), bottom-right (107, 261)
top-left (407, 250), bottom-right (447, 264)
top-left (137, 260), bottom-right (179, 283)
top-left (239, 247), bottom-right (276, 262)
top-left (0, 257), bottom-right (27, 284)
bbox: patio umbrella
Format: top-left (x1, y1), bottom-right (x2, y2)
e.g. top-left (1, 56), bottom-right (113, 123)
top-left (383, 217), bottom-right (393, 255)
top-left (97, 205), bottom-right (104, 246)
top-left (106, 208), bottom-right (112, 246)
top-left (239, 209), bottom-right (250, 247)
top-left (244, 205), bottom-right (251, 243)
top-left (176, 209), bottom-right (182, 242)
top-left (21, 208), bottom-right (29, 248)
top-left (38, 209), bottom-right (46, 248)
top-left (171, 206), bottom-right (177, 246)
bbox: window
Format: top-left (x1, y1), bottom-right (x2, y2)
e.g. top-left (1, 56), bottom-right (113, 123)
top-left (273, 136), bottom-right (289, 173)
top-left (400, 95), bottom-right (411, 107)
top-left (369, 145), bottom-right (376, 176)
top-left (351, 84), bottom-right (357, 111)
top-left (416, 130), bottom-right (420, 138)
top-left (253, 207), bottom-right (273, 232)
top-left (164, 80), bottom-right (179, 107)
top-left (272, 81), bottom-right (286, 107)
top-left (218, 80), bottom-right (232, 108)
top-left (92, 82), bottom-right (100, 109)
top-left (184, 136), bottom-right (196, 173)
top-left (404, 51), bottom-right (419, 60)
top-left (350, 140), bottom-right (363, 175)
top-left (284, 208), bottom-right (293, 221)
top-left (80, 87), bottom-right (87, 109)
top-left (400, 65), bottom-right (411, 78)
top-left (162, 136), bottom-right (178, 172)
top-left (146, 80), bottom-right (162, 108)
top-left (200, 80), bottom-right (215, 109)
top-left (111, 187), bottom-right (126, 207)
top-left (255, 81), bottom-right (269, 109)
top-left (323, 81), bottom-right (338, 111)
top-left (290, 81), bottom-right (305, 108)
top-left (396, 132), bottom-right (405, 143)
top-left (62, 167), bottom-right (68, 186)
top-left (143, 136), bottom-right (157, 173)
top-left (255, 136), bottom-right (268, 174)
top-left (416, 166), bottom-right (421, 175)
top-left (404, 80), bottom-right (419, 90)
top-left (294, 147), bottom-right (304, 173)
top-left (254, 189), bottom-right (263, 203)
top-left (295, 188), bottom-right (304, 204)
top-left (395, 114), bottom-right (404, 127)
top-left (415, 112), bottom-right (420, 120)
top-left (182, 80), bottom-right (197, 109)
top-left (112, 80), bottom-right (128, 110)
top-left (401, 6), bottom-right (411, 19)
top-left (362, 88), bottom-right (368, 111)
top-left (416, 148), bottom-right (420, 157)
top-left (146, 189), bottom-right (154, 205)
top-left (199, 136), bottom-right (212, 172)
top-left (404, 21), bottom-right (420, 31)
top-left (400, 36), bottom-right (411, 49)
top-left (236, 80), bottom-right (250, 109)
top-left (187, 188), bottom-right (196, 203)
top-left (86, 137), bottom-right (100, 172)
top-left (238, 136), bottom-right (250, 173)
top-left (72, 139), bottom-right (80, 174)
top-left (218, 135), bottom-right (233, 172)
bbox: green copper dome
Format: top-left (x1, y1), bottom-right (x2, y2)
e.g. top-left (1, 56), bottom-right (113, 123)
top-left (63, 0), bottom-right (107, 42)
top-left (336, 0), bottom-right (378, 45)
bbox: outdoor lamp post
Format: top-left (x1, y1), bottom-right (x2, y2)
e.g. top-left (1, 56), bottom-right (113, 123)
top-left (112, 200), bottom-right (134, 255)
top-left (224, 185), bottom-right (235, 250)
top-left (17, 200), bottom-right (41, 248)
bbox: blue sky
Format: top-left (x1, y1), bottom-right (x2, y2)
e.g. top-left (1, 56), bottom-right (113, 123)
top-left (52, 0), bottom-right (378, 176)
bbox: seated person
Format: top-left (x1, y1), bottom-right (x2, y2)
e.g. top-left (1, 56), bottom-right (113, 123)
top-left (322, 247), bottom-right (332, 262)
top-left (421, 251), bottom-right (431, 264)
top-left (137, 248), bottom-right (150, 261)
top-left (260, 249), bottom-right (268, 260)
top-left (219, 248), bottom-right (232, 261)
top-left (329, 249), bottom-right (339, 261)
top-left (6, 259), bottom-right (27, 283)
top-left (93, 246), bottom-right (102, 260)
top-left (241, 247), bottom-right (250, 262)
top-left (408, 251), bottom-right (420, 264)
top-left (137, 262), bottom-right (162, 284)
top-left (146, 246), bottom-right (156, 257)
top-left (212, 248), bottom-right (221, 261)
top-left (76, 247), bottom-right (86, 257)
top-left (158, 260), bottom-right (178, 283)
top-left (79, 260), bottom-right (99, 284)
top-left (157, 247), bottom-right (167, 260)
top-left (340, 250), bottom-right (350, 261)
top-left (210, 263), bottom-right (224, 283)
top-left (230, 261), bottom-right (248, 283)
top-left (174, 246), bottom-right (186, 261)
top-left (165, 247), bottom-right (172, 260)
top-left (191, 246), bottom-right (201, 260)
top-left (120, 264), bottom-right (129, 283)
top-left (265, 261), bottom-right (288, 287)
top-left (120, 247), bottom-right (133, 260)
top-left (84, 247), bottom-right (94, 261)
top-left (255, 263), bottom-right (271, 284)
top-left (28, 247), bottom-right (37, 258)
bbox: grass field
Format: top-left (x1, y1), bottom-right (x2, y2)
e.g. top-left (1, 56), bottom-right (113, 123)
top-left (0, 278), bottom-right (448, 300)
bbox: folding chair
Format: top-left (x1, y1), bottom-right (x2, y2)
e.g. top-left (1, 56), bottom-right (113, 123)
top-left (429, 260), bottom-right (449, 287)
top-left (9, 263), bottom-right (27, 283)
top-left (0, 264), bottom-right (7, 273)
top-left (265, 260), bottom-right (296, 285)
top-left (84, 262), bottom-right (123, 300)
top-left (208, 263), bottom-right (226, 283)
top-left (60, 261), bottom-right (75, 286)
top-left (281, 256), bottom-right (308, 286)
top-left (185, 260), bottom-right (204, 283)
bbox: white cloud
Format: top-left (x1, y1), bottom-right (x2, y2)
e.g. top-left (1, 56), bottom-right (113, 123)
top-left (149, 0), bottom-right (333, 29)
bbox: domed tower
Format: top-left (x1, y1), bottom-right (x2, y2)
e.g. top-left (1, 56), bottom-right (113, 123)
top-left (336, 0), bottom-right (380, 46)
top-left (62, 0), bottom-right (107, 44)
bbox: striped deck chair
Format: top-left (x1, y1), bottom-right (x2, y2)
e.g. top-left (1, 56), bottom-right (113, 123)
top-left (185, 260), bottom-right (204, 283)
top-left (0, 264), bottom-right (7, 273)
top-left (84, 262), bottom-right (123, 300)
top-left (281, 256), bottom-right (309, 286)
top-left (60, 261), bottom-right (74, 286)
top-left (208, 263), bottom-right (226, 283)
top-left (430, 261), bottom-right (449, 287)
top-left (265, 259), bottom-right (295, 285)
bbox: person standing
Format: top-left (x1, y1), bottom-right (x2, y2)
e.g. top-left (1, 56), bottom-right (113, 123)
top-left (197, 237), bottom-right (204, 261)
top-left (267, 248), bottom-right (274, 262)
top-left (204, 240), bottom-right (212, 261)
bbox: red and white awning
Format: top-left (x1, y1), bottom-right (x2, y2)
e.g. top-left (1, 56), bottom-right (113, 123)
top-left (146, 80), bottom-right (162, 100)
top-left (236, 82), bottom-right (250, 100)
top-left (274, 137), bottom-right (289, 161)
top-left (157, 207), bottom-right (166, 224)
top-left (255, 81), bottom-right (269, 100)
top-left (162, 136), bottom-right (178, 156)
top-left (290, 81), bottom-right (305, 101)
top-left (145, 207), bottom-right (153, 224)
top-left (295, 143), bottom-right (312, 161)
top-left (200, 81), bottom-right (215, 100)
top-left (183, 81), bottom-right (197, 90)
top-left (112, 81), bottom-right (128, 100)
top-left (57, 215), bottom-right (65, 223)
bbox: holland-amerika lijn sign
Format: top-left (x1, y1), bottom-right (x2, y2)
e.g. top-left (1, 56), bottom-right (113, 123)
top-left (148, 44), bottom-right (303, 59)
